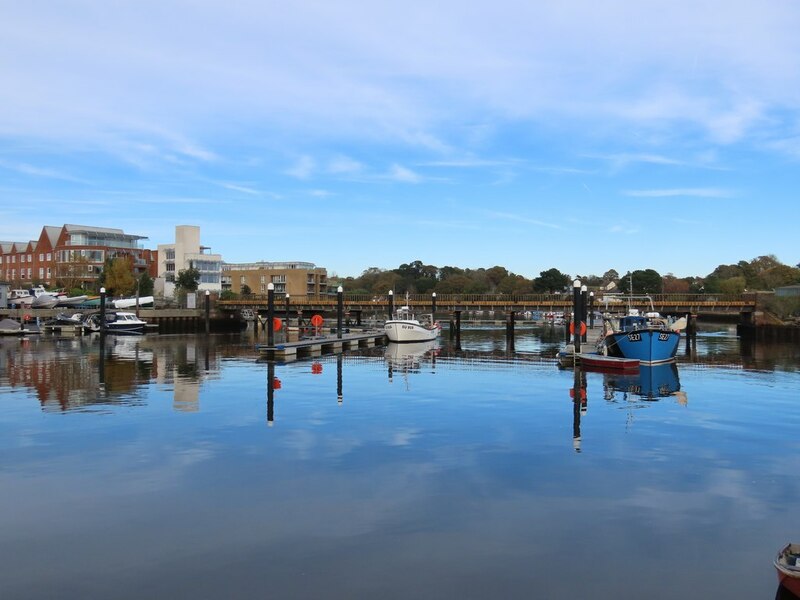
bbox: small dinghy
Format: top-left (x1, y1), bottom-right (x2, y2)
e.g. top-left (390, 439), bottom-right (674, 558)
top-left (775, 543), bottom-right (800, 597)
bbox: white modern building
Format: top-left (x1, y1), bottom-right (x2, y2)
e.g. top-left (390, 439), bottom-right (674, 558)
top-left (157, 225), bottom-right (222, 297)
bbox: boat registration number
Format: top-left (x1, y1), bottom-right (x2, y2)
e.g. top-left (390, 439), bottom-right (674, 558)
top-left (627, 332), bottom-right (641, 342)
top-left (658, 333), bottom-right (671, 341)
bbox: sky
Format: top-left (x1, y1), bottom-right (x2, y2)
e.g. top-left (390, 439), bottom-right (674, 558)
top-left (1, 1), bottom-right (799, 280)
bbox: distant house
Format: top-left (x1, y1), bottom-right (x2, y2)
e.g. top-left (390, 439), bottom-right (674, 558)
top-left (222, 261), bottom-right (328, 297)
top-left (157, 225), bottom-right (222, 297)
top-left (775, 285), bottom-right (800, 297)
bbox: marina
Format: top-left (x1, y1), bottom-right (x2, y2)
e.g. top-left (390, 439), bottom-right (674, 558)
top-left (1, 324), bottom-right (799, 599)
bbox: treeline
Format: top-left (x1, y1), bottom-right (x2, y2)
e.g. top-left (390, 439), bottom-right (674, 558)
top-left (341, 255), bottom-right (800, 296)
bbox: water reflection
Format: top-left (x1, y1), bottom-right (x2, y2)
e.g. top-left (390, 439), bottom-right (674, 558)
top-left (386, 340), bottom-right (438, 382)
top-left (0, 335), bottom-right (243, 412)
top-left (602, 363), bottom-right (684, 402)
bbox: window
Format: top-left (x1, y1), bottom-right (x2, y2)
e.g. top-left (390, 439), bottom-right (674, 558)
top-left (39, 268), bottom-right (44, 278)
top-left (46, 253), bottom-right (51, 261)
top-left (39, 253), bottom-right (44, 261)
top-left (271, 275), bottom-right (286, 283)
top-left (47, 268), bottom-right (51, 277)
top-left (27, 268), bottom-right (31, 278)
top-left (240, 276), bottom-right (246, 284)
top-left (27, 254), bottom-right (31, 262)
top-left (260, 275), bottom-right (266, 284)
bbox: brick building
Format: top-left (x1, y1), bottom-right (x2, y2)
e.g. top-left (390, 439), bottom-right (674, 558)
top-left (222, 261), bottom-right (328, 297)
top-left (0, 224), bottom-right (157, 290)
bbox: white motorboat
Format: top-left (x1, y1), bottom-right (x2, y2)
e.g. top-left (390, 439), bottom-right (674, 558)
top-left (83, 311), bottom-right (148, 334)
top-left (384, 304), bottom-right (440, 343)
top-left (31, 293), bottom-right (61, 309)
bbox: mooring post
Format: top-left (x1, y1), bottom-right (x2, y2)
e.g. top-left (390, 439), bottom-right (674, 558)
top-left (337, 286), bottom-right (343, 339)
top-left (99, 286), bottom-right (107, 335)
top-left (506, 310), bottom-right (515, 352)
top-left (432, 292), bottom-right (437, 316)
top-left (589, 291), bottom-right (595, 329)
top-left (572, 279), bottom-right (582, 353)
top-left (267, 283), bottom-right (275, 346)
top-left (565, 316), bottom-right (571, 344)
top-left (285, 293), bottom-right (290, 331)
top-left (455, 309), bottom-right (462, 350)
top-left (581, 284), bottom-right (588, 343)
top-left (205, 289), bottom-right (210, 334)
top-left (388, 290), bottom-right (394, 318)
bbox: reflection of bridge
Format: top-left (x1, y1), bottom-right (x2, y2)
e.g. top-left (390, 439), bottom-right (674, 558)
top-left (219, 293), bottom-right (757, 318)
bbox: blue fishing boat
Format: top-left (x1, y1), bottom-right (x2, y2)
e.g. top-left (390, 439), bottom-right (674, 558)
top-left (601, 309), bottom-right (682, 364)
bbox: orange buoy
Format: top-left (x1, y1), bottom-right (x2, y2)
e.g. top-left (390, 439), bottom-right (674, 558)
top-left (273, 317), bottom-right (282, 331)
top-left (310, 314), bottom-right (323, 327)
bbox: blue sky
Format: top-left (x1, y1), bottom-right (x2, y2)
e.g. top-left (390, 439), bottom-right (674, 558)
top-left (2, 1), bottom-right (799, 279)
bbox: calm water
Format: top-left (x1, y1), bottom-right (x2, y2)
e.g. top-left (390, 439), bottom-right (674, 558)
top-left (1, 325), bottom-right (799, 599)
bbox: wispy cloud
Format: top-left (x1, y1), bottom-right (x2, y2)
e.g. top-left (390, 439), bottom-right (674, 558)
top-left (327, 155), bottom-right (363, 175)
top-left (286, 156), bottom-right (315, 179)
top-left (217, 182), bottom-right (260, 195)
top-left (0, 159), bottom-right (89, 184)
top-left (484, 210), bottom-right (561, 230)
top-left (623, 188), bottom-right (734, 198)
top-left (387, 164), bottom-right (422, 183)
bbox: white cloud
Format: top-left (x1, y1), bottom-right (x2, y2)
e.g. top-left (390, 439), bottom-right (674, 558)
top-left (387, 164), bottom-right (421, 183)
top-left (286, 155), bottom-right (315, 179)
top-left (327, 155), bottom-right (363, 174)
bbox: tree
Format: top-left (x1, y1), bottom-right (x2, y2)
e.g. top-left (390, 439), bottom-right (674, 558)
top-left (176, 267), bottom-right (200, 292)
top-left (241, 284), bottom-right (252, 295)
top-left (101, 257), bottom-right (136, 296)
top-left (533, 268), bottom-right (571, 293)
top-left (138, 272), bottom-right (154, 296)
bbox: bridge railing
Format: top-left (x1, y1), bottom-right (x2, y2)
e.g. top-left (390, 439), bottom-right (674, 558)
top-left (217, 292), bottom-right (751, 307)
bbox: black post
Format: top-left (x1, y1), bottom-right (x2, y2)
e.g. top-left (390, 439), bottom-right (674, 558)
top-left (589, 292), bottom-right (595, 329)
top-left (431, 292), bottom-right (437, 316)
top-left (99, 287), bottom-right (107, 335)
top-left (267, 362), bottom-right (275, 426)
top-left (285, 294), bottom-right (290, 332)
top-left (572, 366), bottom-right (582, 452)
top-left (388, 290), bottom-right (394, 318)
top-left (267, 284), bottom-right (275, 346)
top-left (581, 286), bottom-right (588, 343)
top-left (565, 316), bottom-right (571, 344)
top-left (455, 309), bottom-right (462, 350)
top-left (204, 290), bottom-right (210, 335)
top-left (336, 286), bottom-right (343, 339)
top-left (572, 280), bottom-right (582, 353)
top-left (506, 311), bottom-right (515, 353)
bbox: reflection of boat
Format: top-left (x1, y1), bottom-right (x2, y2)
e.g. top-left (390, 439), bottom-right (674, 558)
top-left (83, 311), bottom-right (148, 334)
top-left (775, 544), bottom-right (800, 598)
top-left (603, 363), bottom-right (681, 400)
top-left (384, 304), bottom-right (439, 342)
top-left (601, 309), bottom-right (681, 364)
top-left (385, 340), bottom-right (437, 370)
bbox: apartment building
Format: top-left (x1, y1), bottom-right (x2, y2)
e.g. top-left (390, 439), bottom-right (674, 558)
top-left (222, 261), bottom-right (328, 297)
top-left (0, 224), bottom-right (156, 289)
top-left (157, 225), bottom-right (222, 296)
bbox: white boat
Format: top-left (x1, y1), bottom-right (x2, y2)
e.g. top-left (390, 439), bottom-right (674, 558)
top-left (384, 304), bottom-right (440, 343)
top-left (31, 293), bottom-right (61, 309)
top-left (112, 296), bottom-right (154, 309)
top-left (83, 311), bottom-right (148, 334)
top-left (56, 295), bottom-right (89, 307)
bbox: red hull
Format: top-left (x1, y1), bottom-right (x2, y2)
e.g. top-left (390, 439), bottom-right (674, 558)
top-left (777, 571), bottom-right (800, 598)
top-left (578, 353), bottom-right (640, 372)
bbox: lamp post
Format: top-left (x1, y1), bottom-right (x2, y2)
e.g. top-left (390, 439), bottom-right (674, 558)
top-left (388, 289), bottom-right (394, 318)
top-left (589, 291), bottom-right (595, 329)
top-left (337, 285), bottom-right (343, 339)
top-left (572, 279), bottom-right (582, 353)
top-left (205, 289), bottom-right (210, 334)
top-left (432, 291), bottom-right (437, 315)
top-left (99, 286), bottom-right (107, 334)
top-left (580, 284), bottom-right (588, 342)
top-left (267, 283), bottom-right (275, 346)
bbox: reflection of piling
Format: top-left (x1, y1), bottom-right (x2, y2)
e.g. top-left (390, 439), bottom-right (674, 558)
top-left (267, 362), bottom-right (275, 425)
top-left (572, 366), bottom-right (583, 452)
top-left (337, 354), bottom-right (343, 403)
top-left (454, 310), bottom-right (462, 350)
top-left (98, 333), bottom-right (106, 387)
